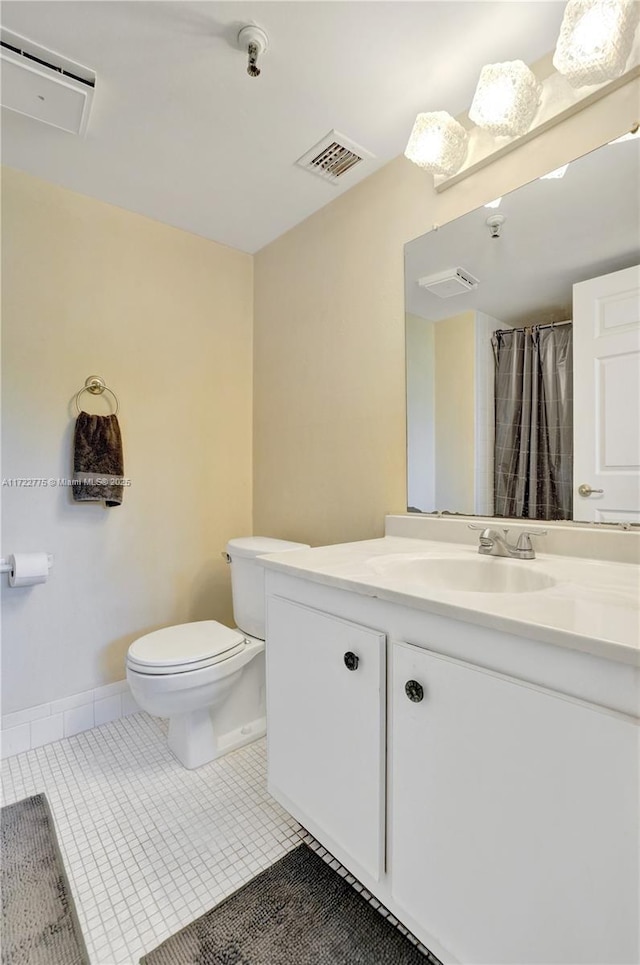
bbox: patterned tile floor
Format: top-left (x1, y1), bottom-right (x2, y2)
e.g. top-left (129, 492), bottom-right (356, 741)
top-left (1, 712), bottom-right (436, 965)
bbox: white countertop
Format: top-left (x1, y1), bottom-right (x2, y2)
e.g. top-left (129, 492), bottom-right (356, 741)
top-left (261, 536), bottom-right (640, 666)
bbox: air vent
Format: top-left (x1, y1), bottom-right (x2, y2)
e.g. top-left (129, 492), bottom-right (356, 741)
top-left (418, 267), bottom-right (480, 298)
top-left (0, 28), bottom-right (95, 136)
top-left (296, 130), bottom-right (374, 185)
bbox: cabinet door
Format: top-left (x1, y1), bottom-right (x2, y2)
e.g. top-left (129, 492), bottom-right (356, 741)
top-left (266, 596), bottom-right (386, 880)
top-left (391, 641), bottom-right (639, 965)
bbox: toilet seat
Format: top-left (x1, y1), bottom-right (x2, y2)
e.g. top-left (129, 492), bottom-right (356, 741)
top-left (127, 621), bottom-right (246, 676)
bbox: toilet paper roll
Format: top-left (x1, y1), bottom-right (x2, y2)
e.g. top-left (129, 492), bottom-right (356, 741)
top-left (9, 553), bottom-right (50, 587)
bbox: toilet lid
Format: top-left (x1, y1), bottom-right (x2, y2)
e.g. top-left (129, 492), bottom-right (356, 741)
top-left (127, 621), bottom-right (245, 674)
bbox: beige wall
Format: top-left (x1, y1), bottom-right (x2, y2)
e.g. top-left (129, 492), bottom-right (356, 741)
top-left (434, 312), bottom-right (475, 513)
top-left (254, 80), bottom-right (639, 547)
top-left (405, 313), bottom-right (435, 512)
top-left (1, 169), bottom-right (253, 713)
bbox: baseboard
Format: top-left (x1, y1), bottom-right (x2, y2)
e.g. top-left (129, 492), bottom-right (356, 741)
top-left (1, 680), bottom-right (141, 759)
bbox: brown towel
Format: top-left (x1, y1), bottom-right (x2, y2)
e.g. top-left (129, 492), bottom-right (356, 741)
top-left (73, 412), bottom-right (124, 507)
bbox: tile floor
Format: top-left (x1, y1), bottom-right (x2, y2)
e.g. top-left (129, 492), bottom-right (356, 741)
top-left (1, 712), bottom-right (436, 965)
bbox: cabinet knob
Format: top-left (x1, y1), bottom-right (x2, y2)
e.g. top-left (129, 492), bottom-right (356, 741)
top-left (405, 680), bottom-right (424, 702)
top-left (344, 651), bottom-right (359, 671)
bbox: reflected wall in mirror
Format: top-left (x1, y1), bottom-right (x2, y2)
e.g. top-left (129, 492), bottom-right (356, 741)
top-left (405, 134), bottom-right (640, 524)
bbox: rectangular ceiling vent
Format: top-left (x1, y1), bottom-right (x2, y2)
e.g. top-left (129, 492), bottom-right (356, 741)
top-left (418, 267), bottom-right (480, 298)
top-left (0, 28), bottom-right (95, 136)
top-left (296, 130), bottom-right (374, 185)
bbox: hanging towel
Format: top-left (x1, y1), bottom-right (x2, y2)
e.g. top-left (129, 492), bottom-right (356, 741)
top-left (73, 412), bottom-right (125, 507)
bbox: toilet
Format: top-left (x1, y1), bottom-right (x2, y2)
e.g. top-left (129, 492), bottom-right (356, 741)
top-left (126, 537), bottom-right (309, 769)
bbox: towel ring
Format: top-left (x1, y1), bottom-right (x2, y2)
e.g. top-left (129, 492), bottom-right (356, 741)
top-left (75, 376), bottom-right (119, 416)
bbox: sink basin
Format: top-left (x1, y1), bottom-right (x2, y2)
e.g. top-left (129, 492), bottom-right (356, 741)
top-left (366, 556), bottom-right (557, 594)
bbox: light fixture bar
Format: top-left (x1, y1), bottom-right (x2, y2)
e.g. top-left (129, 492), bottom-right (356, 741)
top-left (433, 61), bottom-right (640, 192)
top-left (404, 0), bottom-right (639, 191)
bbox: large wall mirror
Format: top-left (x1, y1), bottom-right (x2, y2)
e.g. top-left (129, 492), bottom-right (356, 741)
top-left (405, 134), bottom-right (640, 524)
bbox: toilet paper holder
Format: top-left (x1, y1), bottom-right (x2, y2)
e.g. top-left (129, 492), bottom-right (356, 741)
top-left (0, 554), bottom-right (54, 575)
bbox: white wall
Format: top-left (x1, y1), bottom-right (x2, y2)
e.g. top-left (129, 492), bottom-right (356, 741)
top-left (1, 169), bottom-right (254, 715)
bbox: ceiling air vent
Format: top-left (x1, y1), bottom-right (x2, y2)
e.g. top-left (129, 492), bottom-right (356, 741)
top-left (0, 28), bottom-right (95, 136)
top-left (418, 267), bottom-right (480, 298)
top-left (296, 130), bottom-right (374, 185)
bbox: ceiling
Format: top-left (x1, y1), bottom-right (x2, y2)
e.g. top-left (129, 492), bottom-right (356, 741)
top-left (1, 1), bottom-right (566, 253)
top-left (405, 137), bottom-right (640, 326)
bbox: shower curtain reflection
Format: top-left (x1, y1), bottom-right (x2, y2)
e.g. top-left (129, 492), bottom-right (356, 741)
top-left (492, 324), bottom-right (573, 520)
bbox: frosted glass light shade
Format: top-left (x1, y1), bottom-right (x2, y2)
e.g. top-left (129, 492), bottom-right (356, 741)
top-left (468, 61), bottom-right (542, 137)
top-left (404, 111), bottom-right (468, 176)
top-left (553, 0), bottom-right (638, 87)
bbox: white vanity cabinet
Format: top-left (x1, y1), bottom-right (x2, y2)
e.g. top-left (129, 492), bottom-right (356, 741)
top-left (264, 570), bottom-right (639, 965)
top-left (266, 596), bottom-right (386, 881)
top-left (391, 640), bottom-right (639, 965)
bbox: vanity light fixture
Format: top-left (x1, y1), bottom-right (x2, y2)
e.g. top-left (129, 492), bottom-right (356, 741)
top-left (404, 111), bottom-right (468, 176)
top-left (540, 163), bottom-right (570, 179)
top-left (468, 61), bottom-right (542, 137)
top-left (553, 0), bottom-right (638, 87)
top-left (408, 4), bottom-right (637, 188)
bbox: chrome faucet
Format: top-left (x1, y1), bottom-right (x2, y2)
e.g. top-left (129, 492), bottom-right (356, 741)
top-left (468, 524), bottom-right (547, 560)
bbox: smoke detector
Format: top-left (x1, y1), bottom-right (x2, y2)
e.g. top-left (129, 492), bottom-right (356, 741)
top-left (0, 28), bottom-right (95, 136)
top-left (486, 214), bottom-right (506, 238)
top-left (418, 267), bottom-right (479, 298)
top-left (237, 24), bottom-right (268, 78)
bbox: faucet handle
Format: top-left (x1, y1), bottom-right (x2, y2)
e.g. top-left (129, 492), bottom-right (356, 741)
top-left (468, 523), bottom-right (510, 536)
top-left (515, 529), bottom-right (547, 551)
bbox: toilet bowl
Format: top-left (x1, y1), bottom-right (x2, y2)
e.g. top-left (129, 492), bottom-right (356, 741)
top-left (127, 621), bottom-right (265, 769)
top-left (126, 537), bottom-right (309, 769)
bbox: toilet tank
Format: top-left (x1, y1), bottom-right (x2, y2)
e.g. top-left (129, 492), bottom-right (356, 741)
top-left (226, 537), bottom-right (310, 640)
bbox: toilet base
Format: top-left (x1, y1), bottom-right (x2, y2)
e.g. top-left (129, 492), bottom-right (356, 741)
top-left (168, 709), bottom-right (266, 769)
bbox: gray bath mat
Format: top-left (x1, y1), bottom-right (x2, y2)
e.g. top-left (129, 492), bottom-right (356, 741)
top-left (141, 843), bottom-right (427, 964)
top-left (1, 793), bottom-right (89, 965)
